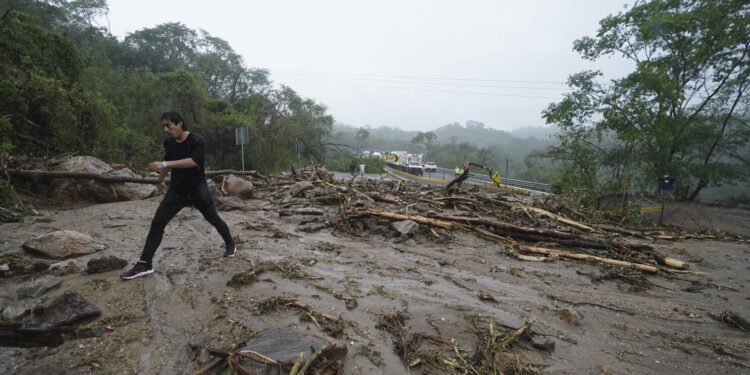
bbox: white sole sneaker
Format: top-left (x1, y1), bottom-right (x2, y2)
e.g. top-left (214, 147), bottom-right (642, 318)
top-left (120, 268), bottom-right (154, 280)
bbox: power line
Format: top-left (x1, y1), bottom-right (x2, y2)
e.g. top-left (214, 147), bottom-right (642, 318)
top-left (267, 68), bottom-right (568, 85)
top-left (272, 71), bottom-right (570, 91)
top-left (277, 76), bottom-right (563, 100)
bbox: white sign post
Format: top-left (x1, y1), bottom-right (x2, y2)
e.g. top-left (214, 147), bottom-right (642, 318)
top-left (235, 127), bottom-right (249, 171)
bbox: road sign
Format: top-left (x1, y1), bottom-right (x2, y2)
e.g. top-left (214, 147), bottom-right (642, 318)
top-left (235, 127), bottom-right (249, 145)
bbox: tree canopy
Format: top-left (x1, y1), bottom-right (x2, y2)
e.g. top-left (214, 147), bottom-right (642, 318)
top-left (543, 0), bottom-right (749, 201)
top-left (0, 0), bottom-right (333, 173)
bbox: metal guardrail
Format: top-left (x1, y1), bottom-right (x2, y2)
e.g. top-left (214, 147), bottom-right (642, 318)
top-left (433, 167), bottom-right (551, 192)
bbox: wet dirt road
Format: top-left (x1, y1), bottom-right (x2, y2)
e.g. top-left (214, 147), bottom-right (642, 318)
top-left (1, 193), bottom-right (749, 374)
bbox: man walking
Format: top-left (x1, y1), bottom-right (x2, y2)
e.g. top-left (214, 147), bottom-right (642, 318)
top-left (121, 111), bottom-right (236, 280)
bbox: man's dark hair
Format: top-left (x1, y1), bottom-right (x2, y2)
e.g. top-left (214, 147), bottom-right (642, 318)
top-left (160, 111), bottom-right (187, 130)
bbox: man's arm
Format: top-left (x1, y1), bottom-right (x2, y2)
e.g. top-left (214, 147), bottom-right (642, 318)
top-left (148, 158), bottom-right (197, 171)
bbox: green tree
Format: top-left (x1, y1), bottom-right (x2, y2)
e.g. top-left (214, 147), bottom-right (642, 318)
top-left (544, 0), bottom-right (750, 200)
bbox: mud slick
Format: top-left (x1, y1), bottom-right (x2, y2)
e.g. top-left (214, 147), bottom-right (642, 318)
top-left (1, 166), bottom-right (749, 374)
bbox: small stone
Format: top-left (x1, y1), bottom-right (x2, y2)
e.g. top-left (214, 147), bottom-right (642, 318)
top-left (17, 275), bottom-right (62, 299)
top-left (392, 220), bottom-right (419, 235)
top-left (531, 336), bottom-right (555, 352)
top-left (49, 259), bottom-right (80, 276)
top-left (558, 308), bottom-right (582, 326)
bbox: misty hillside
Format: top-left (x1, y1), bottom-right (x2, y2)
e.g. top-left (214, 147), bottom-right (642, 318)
top-left (326, 121), bottom-right (560, 181)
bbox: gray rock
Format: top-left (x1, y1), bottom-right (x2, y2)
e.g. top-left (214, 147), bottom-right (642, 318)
top-left (531, 336), bottom-right (555, 352)
top-left (86, 256), bottom-right (128, 274)
top-left (22, 290), bottom-right (101, 328)
top-left (288, 181), bottom-right (314, 197)
top-left (392, 220), bottom-right (419, 235)
top-left (23, 230), bottom-right (106, 259)
top-left (111, 168), bottom-right (157, 200)
top-left (48, 259), bottom-right (79, 276)
top-left (216, 195), bottom-right (245, 211)
top-left (234, 328), bottom-right (347, 373)
top-left (17, 275), bottom-right (61, 299)
top-left (181, 208), bottom-right (204, 221)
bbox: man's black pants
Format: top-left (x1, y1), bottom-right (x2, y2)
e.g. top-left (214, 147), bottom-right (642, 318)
top-left (139, 183), bottom-right (234, 264)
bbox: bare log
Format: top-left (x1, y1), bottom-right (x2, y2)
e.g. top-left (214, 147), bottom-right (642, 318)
top-left (426, 212), bottom-right (650, 252)
top-left (7, 169), bottom-right (257, 184)
top-left (523, 205), bottom-right (594, 232)
top-left (519, 245), bottom-right (659, 273)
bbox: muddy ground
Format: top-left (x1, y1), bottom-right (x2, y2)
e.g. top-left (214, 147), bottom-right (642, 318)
top-left (1, 180), bottom-right (749, 374)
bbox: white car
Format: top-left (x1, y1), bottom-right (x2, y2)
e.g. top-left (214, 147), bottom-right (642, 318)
top-left (424, 162), bottom-right (437, 172)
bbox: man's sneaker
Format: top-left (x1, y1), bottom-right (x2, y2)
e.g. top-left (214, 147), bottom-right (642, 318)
top-left (120, 261), bottom-right (154, 280)
top-left (224, 245), bottom-right (236, 257)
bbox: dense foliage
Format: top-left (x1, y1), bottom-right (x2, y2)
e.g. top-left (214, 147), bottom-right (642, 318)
top-left (0, 0), bottom-right (333, 173)
top-left (543, 0), bottom-right (750, 202)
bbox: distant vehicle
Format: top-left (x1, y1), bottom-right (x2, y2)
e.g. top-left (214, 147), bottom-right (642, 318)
top-left (372, 151), bottom-right (382, 159)
top-left (407, 161), bottom-right (424, 176)
top-left (362, 151), bottom-right (370, 158)
top-left (424, 161), bottom-right (437, 172)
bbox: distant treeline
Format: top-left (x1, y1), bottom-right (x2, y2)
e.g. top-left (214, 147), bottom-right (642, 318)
top-left (326, 121), bottom-right (561, 182)
top-left (0, 0), bottom-right (333, 173)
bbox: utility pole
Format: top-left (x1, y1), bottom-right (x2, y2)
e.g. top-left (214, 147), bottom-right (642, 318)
top-left (296, 138), bottom-right (301, 168)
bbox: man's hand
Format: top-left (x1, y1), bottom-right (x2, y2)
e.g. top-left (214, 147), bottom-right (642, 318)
top-left (148, 161), bottom-right (165, 171)
top-left (157, 181), bottom-right (167, 194)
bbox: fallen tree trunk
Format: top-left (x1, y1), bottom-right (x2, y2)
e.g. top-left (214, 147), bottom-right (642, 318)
top-left (523, 206), bottom-right (594, 232)
top-left (519, 245), bottom-right (659, 273)
top-left (426, 212), bottom-right (631, 250)
top-left (7, 169), bottom-right (257, 184)
top-left (364, 210), bottom-right (454, 229)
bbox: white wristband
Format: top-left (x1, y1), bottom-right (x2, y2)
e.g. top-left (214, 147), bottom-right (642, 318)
top-left (161, 161), bottom-right (168, 168)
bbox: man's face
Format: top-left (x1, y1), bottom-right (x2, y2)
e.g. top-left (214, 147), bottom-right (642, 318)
top-left (161, 120), bottom-right (182, 138)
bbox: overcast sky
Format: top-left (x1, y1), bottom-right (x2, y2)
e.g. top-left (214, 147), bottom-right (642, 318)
top-left (100, 0), bottom-right (634, 131)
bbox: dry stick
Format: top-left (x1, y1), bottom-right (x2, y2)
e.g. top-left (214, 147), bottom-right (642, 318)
top-left (519, 245), bottom-right (659, 273)
top-left (501, 319), bottom-right (535, 347)
top-left (297, 341), bottom-right (335, 375)
top-left (289, 352), bottom-right (306, 375)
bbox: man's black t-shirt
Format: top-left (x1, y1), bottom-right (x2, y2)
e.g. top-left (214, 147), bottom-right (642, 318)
top-left (164, 132), bottom-right (207, 192)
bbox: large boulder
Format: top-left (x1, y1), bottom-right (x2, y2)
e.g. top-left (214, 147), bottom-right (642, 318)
top-left (52, 156), bottom-right (114, 202)
top-left (51, 156), bottom-right (154, 202)
top-left (111, 168), bottom-right (157, 200)
top-left (21, 290), bottom-right (101, 327)
top-left (22, 230), bottom-right (106, 259)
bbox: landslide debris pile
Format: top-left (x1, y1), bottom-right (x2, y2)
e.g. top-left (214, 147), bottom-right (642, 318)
top-left (257, 166), bottom-right (702, 276)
